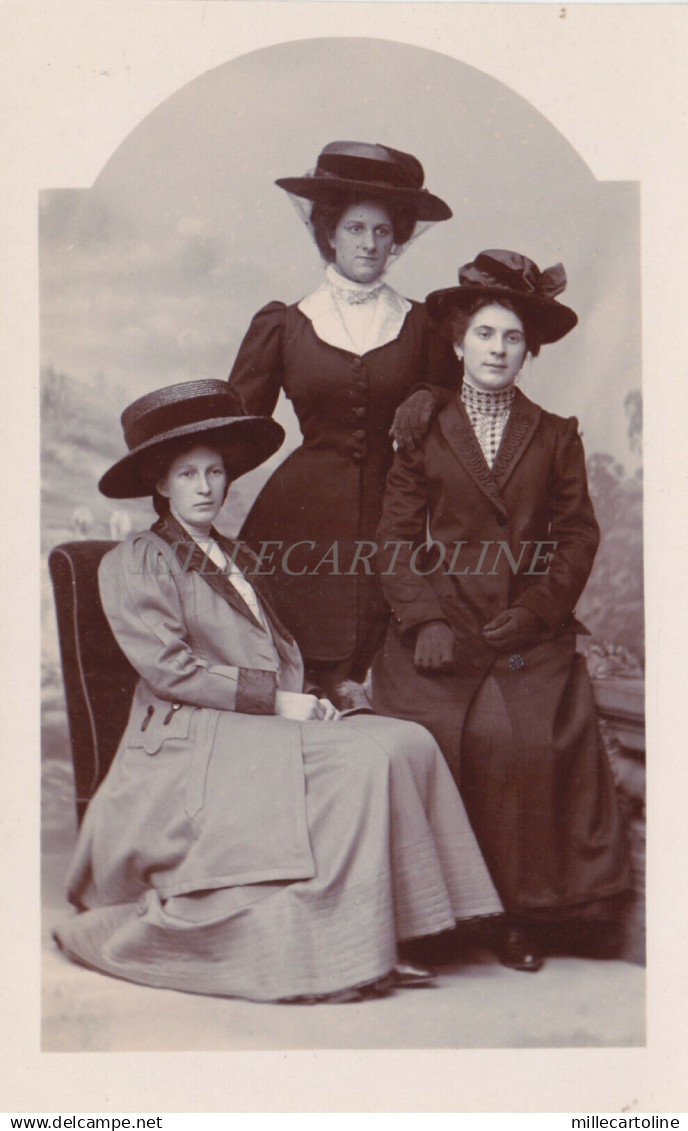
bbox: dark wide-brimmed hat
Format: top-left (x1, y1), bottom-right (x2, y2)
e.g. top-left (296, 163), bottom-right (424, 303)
top-left (275, 140), bottom-right (452, 222)
top-left (99, 380), bottom-right (285, 499)
top-left (426, 249), bottom-right (578, 344)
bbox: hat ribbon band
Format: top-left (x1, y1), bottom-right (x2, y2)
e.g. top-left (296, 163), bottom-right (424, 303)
top-left (124, 392), bottom-right (245, 451)
top-left (314, 152), bottom-right (419, 190)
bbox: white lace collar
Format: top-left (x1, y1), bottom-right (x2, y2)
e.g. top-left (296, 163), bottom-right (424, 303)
top-left (298, 266), bottom-right (412, 355)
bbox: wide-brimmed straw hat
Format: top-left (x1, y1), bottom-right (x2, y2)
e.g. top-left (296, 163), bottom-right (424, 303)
top-left (275, 140), bottom-right (452, 222)
top-left (426, 249), bottom-right (578, 344)
top-left (99, 380), bottom-right (285, 499)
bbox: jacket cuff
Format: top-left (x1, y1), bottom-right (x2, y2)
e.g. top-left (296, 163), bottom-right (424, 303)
top-left (235, 668), bottom-right (278, 715)
top-left (389, 601), bottom-right (449, 638)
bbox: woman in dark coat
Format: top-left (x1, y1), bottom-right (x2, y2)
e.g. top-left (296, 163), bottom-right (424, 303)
top-left (372, 250), bottom-right (630, 970)
top-left (54, 380), bottom-right (502, 1003)
top-left (228, 141), bottom-right (460, 705)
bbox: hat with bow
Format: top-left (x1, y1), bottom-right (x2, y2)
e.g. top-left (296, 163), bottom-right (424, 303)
top-left (426, 249), bottom-right (578, 343)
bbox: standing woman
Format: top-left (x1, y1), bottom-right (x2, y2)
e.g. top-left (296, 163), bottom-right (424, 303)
top-left (372, 251), bottom-right (630, 970)
top-left (228, 141), bottom-right (459, 705)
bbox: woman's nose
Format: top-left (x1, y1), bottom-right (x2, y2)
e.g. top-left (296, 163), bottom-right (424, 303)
top-left (197, 475), bottom-right (211, 494)
top-left (491, 337), bottom-right (507, 355)
top-left (359, 228), bottom-right (375, 249)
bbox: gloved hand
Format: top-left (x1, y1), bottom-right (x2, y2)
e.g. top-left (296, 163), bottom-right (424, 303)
top-left (414, 620), bottom-right (456, 673)
top-left (389, 389), bottom-right (437, 450)
top-left (482, 607), bottom-right (545, 651)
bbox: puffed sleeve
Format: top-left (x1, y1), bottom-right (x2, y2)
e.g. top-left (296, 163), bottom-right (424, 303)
top-left (98, 537), bottom-right (278, 714)
top-left (376, 445), bottom-right (450, 636)
top-left (513, 416), bottom-right (601, 629)
top-left (227, 301), bottom-right (287, 416)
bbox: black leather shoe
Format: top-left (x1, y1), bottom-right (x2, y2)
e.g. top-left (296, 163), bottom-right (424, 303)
top-left (499, 926), bottom-right (544, 973)
top-left (392, 961), bottom-right (437, 987)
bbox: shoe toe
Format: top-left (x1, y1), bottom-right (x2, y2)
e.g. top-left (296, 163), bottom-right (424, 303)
top-left (393, 962), bottom-right (437, 987)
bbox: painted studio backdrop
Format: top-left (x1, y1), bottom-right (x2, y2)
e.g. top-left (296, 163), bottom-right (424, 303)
top-left (40, 37), bottom-right (644, 946)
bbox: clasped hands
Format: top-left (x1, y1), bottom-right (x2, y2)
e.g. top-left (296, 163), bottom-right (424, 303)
top-left (414, 607), bottom-right (544, 673)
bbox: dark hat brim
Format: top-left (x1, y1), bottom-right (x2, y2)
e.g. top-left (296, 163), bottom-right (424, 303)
top-left (275, 176), bottom-right (452, 222)
top-left (99, 416), bottom-right (285, 499)
top-left (425, 285), bottom-right (578, 344)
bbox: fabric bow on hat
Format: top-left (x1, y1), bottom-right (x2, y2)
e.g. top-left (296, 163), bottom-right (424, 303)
top-left (461, 251), bottom-right (568, 300)
top-left (425, 248), bottom-right (578, 345)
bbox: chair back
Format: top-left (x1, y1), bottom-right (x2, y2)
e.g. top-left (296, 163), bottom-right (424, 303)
top-left (48, 541), bottom-right (138, 823)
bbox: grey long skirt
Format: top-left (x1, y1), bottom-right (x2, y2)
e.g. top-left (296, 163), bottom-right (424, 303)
top-left (55, 716), bottom-right (501, 1001)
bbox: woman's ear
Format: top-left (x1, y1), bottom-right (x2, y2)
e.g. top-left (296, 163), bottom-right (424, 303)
top-left (156, 475), bottom-right (170, 500)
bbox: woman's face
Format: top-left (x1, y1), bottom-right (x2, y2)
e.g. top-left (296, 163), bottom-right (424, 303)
top-left (459, 303), bottom-right (528, 392)
top-left (157, 444), bottom-right (228, 534)
top-left (328, 201), bottom-right (395, 283)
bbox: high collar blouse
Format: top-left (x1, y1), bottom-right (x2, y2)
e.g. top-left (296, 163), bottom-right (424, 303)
top-left (460, 379), bottom-right (517, 468)
top-left (297, 264), bottom-right (412, 355)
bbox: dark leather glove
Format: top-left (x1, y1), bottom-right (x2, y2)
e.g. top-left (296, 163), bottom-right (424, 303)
top-left (414, 620), bottom-right (456, 673)
top-left (482, 607), bottom-right (545, 651)
top-left (389, 389), bottom-right (437, 450)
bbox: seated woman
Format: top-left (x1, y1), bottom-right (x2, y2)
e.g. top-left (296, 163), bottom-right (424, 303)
top-left (54, 379), bottom-right (502, 1003)
top-left (372, 251), bottom-right (630, 972)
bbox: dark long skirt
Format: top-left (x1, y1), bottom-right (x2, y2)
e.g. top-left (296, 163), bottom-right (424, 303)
top-left (461, 639), bottom-right (630, 913)
top-left (373, 631), bottom-right (630, 916)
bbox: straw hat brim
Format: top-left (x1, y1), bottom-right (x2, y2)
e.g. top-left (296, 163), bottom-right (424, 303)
top-left (425, 285), bottom-right (578, 344)
top-left (275, 176), bottom-right (452, 222)
top-left (99, 416), bottom-right (285, 499)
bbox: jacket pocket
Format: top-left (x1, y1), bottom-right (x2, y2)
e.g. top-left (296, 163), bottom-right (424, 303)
top-left (127, 694), bottom-right (195, 756)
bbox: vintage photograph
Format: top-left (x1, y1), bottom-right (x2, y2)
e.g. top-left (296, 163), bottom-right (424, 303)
top-left (37, 31), bottom-right (647, 1056)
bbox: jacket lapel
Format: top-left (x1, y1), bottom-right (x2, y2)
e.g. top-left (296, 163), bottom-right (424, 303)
top-left (438, 390), bottom-right (542, 509)
top-left (216, 533), bottom-right (296, 646)
top-left (438, 396), bottom-right (508, 515)
top-left (491, 389), bottom-right (541, 489)
top-left (152, 515), bottom-right (265, 631)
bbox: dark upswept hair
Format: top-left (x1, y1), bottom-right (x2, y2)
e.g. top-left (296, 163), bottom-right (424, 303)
top-left (310, 194), bottom-right (418, 263)
top-left (138, 438), bottom-right (233, 517)
top-left (439, 294), bottom-right (542, 359)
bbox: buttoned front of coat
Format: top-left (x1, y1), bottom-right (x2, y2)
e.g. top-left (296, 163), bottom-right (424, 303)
top-left (376, 389), bottom-right (600, 659)
top-left (228, 299), bottom-right (460, 663)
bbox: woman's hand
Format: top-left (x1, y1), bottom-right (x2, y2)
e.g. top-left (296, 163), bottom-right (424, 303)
top-left (389, 389), bottom-right (437, 450)
top-left (275, 691), bottom-right (340, 721)
top-left (414, 621), bottom-right (456, 673)
top-left (482, 607), bottom-right (544, 650)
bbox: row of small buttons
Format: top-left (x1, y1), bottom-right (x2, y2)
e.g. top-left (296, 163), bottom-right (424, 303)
top-left (350, 356), bottom-right (367, 463)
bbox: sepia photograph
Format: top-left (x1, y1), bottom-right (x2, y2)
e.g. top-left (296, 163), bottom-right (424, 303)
top-left (3, 0), bottom-right (688, 1116)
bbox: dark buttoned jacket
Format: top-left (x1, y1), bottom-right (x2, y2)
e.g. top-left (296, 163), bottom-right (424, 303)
top-left (376, 388), bottom-right (600, 671)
